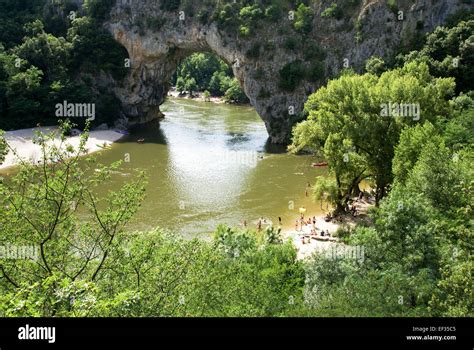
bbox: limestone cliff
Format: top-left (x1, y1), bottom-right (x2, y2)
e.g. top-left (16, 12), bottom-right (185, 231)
top-left (103, 0), bottom-right (469, 143)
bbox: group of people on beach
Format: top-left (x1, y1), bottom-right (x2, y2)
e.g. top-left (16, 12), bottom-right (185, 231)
top-left (242, 216), bottom-right (282, 232)
top-left (295, 213), bottom-right (330, 236)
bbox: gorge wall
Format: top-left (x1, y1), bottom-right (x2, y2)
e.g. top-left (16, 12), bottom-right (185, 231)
top-left (104, 0), bottom-right (468, 143)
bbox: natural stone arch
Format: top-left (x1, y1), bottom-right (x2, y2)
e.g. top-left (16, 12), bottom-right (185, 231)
top-left (107, 11), bottom-right (305, 144)
top-left (104, 0), bottom-right (466, 144)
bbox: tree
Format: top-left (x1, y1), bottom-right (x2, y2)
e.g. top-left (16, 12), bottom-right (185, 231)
top-left (365, 56), bottom-right (386, 75)
top-left (291, 62), bottom-right (455, 207)
top-left (442, 99), bottom-right (474, 150)
top-left (184, 76), bottom-right (197, 96)
top-left (175, 53), bottom-right (226, 91)
top-left (392, 122), bottom-right (443, 186)
top-left (224, 78), bottom-right (248, 104)
top-left (405, 141), bottom-right (471, 217)
top-left (14, 20), bottom-right (71, 81)
top-left (312, 176), bottom-right (339, 210)
top-left (401, 19), bottom-right (474, 93)
top-left (0, 122), bottom-right (147, 299)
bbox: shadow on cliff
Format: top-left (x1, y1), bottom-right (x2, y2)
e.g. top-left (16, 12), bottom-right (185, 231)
top-left (115, 120), bottom-right (168, 146)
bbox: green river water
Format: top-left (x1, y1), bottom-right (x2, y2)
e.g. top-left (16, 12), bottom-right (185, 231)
top-left (4, 98), bottom-right (331, 238)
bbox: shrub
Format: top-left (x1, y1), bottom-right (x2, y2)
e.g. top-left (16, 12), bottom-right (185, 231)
top-left (283, 37), bottom-right (299, 51)
top-left (83, 0), bottom-right (116, 21)
top-left (216, 3), bottom-right (240, 30)
top-left (321, 3), bottom-right (343, 20)
top-left (239, 25), bottom-right (251, 37)
top-left (239, 4), bottom-right (263, 24)
top-left (304, 42), bottom-right (326, 61)
top-left (160, 0), bottom-right (181, 12)
top-left (294, 3), bottom-right (314, 34)
top-left (279, 60), bottom-right (305, 91)
top-left (387, 0), bottom-right (398, 15)
top-left (307, 62), bottom-right (325, 82)
top-left (365, 56), bottom-right (386, 75)
top-left (224, 78), bottom-right (248, 103)
top-left (265, 4), bottom-right (281, 22)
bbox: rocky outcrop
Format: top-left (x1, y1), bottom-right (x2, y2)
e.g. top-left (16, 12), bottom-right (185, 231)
top-left (104, 0), bottom-right (468, 143)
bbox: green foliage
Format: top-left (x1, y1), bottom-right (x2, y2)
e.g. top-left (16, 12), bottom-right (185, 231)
top-left (445, 9), bottom-right (474, 28)
top-left (0, 0), bottom-right (47, 49)
top-left (216, 3), bottom-right (240, 30)
top-left (401, 20), bottom-right (474, 93)
top-left (0, 130), bottom-right (6, 164)
top-left (265, 4), bottom-right (282, 22)
top-left (404, 141), bottom-right (472, 217)
top-left (279, 60), bottom-right (305, 91)
top-left (0, 123), bottom-right (147, 299)
top-left (291, 61), bottom-right (455, 207)
top-left (209, 71), bottom-right (233, 96)
top-left (312, 176), bottom-right (339, 208)
top-left (0, 2), bottom-right (129, 130)
top-left (160, 0), bottom-right (181, 12)
top-left (303, 42), bottom-right (326, 61)
top-left (290, 31), bottom-right (472, 316)
top-left (303, 148), bottom-right (473, 316)
top-left (365, 56), bottom-right (387, 75)
top-left (84, 0), bottom-right (116, 21)
top-left (173, 52), bottom-right (247, 103)
top-left (224, 78), bottom-right (249, 104)
top-left (321, 3), bottom-right (343, 20)
top-left (283, 37), bottom-right (299, 51)
top-left (175, 52), bottom-right (228, 91)
top-left (442, 104), bottom-right (474, 150)
top-left (0, 136), bottom-right (304, 316)
top-left (294, 3), bottom-right (314, 34)
top-left (308, 62), bottom-right (325, 82)
top-left (392, 122), bottom-right (443, 185)
top-left (387, 0), bottom-right (398, 15)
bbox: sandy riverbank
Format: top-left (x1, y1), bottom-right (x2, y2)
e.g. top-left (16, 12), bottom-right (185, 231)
top-left (282, 197), bottom-right (374, 259)
top-left (168, 90), bottom-right (227, 104)
top-left (0, 126), bottom-right (125, 170)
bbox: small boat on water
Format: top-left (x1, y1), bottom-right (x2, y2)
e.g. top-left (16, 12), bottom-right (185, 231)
top-left (312, 162), bottom-right (328, 167)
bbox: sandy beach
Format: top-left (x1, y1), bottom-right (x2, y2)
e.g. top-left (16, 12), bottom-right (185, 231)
top-left (168, 90), bottom-right (226, 104)
top-left (282, 197), bottom-right (374, 259)
top-left (0, 126), bottom-right (125, 170)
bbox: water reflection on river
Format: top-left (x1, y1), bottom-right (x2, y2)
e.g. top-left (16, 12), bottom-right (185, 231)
top-left (77, 98), bottom-right (329, 237)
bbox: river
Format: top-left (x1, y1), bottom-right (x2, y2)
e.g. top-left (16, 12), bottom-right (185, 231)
top-left (6, 98), bottom-right (331, 238)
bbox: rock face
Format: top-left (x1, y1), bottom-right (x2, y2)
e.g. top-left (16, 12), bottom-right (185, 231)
top-left (104, 0), bottom-right (467, 143)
